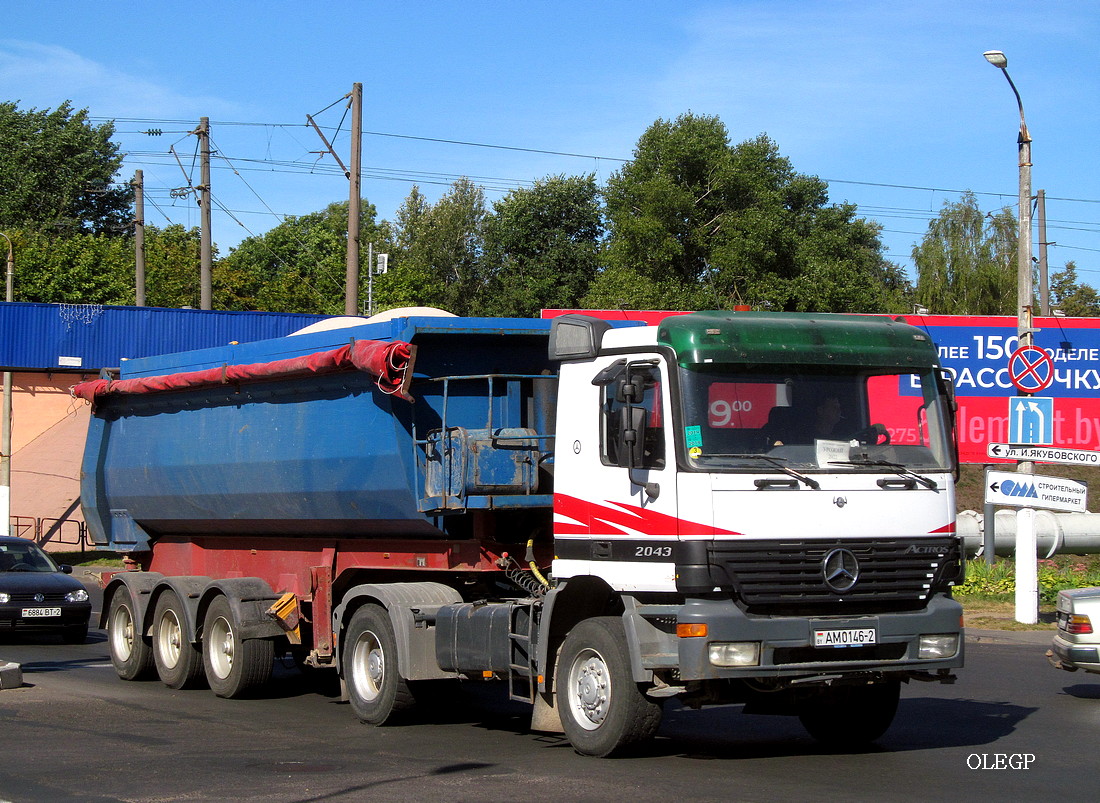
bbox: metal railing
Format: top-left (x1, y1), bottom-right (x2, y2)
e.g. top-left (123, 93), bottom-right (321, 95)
top-left (8, 515), bottom-right (90, 552)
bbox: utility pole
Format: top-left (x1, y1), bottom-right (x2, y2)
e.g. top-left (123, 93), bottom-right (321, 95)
top-left (346, 84), bottom-right (363, 316)
top-left (1037, 189), bottom-right (1050, 316)
top-left (133, 170), bottom-right (146, 307)
top-left (1, 231), bottom-right (13, 536)
top-left (198, 117), bottom-right (213, 310)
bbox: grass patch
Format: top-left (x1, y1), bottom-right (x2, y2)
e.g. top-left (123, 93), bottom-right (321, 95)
top-left (955, 554), bottom-right (1100, 630)
top-left (51, 550), bottom-right (127, 569)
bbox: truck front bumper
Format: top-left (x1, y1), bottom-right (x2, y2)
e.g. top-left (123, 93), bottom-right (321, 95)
top-left (673, 594), bottom-right (964, 681)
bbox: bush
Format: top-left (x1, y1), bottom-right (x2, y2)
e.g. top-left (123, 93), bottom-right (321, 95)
top-left (955, 556), bottom-right (1100, 604)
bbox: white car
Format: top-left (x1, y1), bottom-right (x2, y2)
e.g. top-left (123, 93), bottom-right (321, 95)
top-left (1048, 587), bottom-right (1100, 674)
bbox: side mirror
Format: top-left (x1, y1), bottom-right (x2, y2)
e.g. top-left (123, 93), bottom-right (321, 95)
top-left (619, 406), bottom-right (659, 499)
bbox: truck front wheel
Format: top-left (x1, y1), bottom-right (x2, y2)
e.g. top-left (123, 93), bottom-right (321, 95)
top-left (344, 604), bottom-right (414, 724)
top-left (557, 617), bottom-right (663, 757)
top-left (152, 591), bottom-right (205, 689)
top-left (798, 678), bottom-right (900, 748)
top-left (107, 592), bottom-right (155, 681)
top-left (202, 595), bottom-right (273, 698)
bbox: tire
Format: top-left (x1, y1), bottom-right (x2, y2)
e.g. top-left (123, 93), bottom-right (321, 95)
top-left (798, 678), bottom-right (901, 749)
top-left (344, 604), bottom-right (414, 724)
top-left (556, 617), bottom-right (663, 757)
top-left (62, 623), bottom-right (89, 645)
top-left (107, 592), bottom-right (155, 681)
top-left (202, 595), bottom-right (273, 698)
top-left (152, 591), bottom-right (205, 690)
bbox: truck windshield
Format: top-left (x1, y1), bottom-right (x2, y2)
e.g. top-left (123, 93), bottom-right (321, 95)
top-left (676, 364), bottom-right (954, 473)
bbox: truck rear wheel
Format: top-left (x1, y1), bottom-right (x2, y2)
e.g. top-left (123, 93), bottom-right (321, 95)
top-left (344, 604), bottom-right (414, 724)
top-left (107, 592), bottom-right (155, 681)
top-left (557, 617), bottom-right (663, 757)
top-left (202, 595), bottom-right (273, 698)
top-left (798, 678), bottom-right (900, 748)
top-left (152, 591), bottom-right (205, 689)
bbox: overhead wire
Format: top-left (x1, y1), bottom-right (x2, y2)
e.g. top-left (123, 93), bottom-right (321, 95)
top-left (94, 114), bottom-right (1100, 275)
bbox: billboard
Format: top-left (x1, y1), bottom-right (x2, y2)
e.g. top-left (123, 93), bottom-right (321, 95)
top-left (542, 310), bottom-right (1100, 464)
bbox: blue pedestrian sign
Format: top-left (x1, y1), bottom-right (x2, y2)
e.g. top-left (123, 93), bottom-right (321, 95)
top-left (1008, 396), bottom-right (1054, 445)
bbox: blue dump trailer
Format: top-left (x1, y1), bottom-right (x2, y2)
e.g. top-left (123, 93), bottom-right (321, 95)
top-left (77, 312), bottom-right (966, 756)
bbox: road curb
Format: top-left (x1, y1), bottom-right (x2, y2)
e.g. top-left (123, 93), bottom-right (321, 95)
top-left (966, 627), bottom-right (1054, 646)
top-left (0, 660), bottom-right (23, 689)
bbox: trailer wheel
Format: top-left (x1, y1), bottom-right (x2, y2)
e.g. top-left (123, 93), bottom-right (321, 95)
top-left (107, 592), bottom-right (155, 681)
top-left (798, 678), bottom-right (900, 748)
top-left (557, 617), bottom-right (663, 757)
top-left (152, 591), bottom-right (205, 689)
top-left (202, 595), bottom-right (273, 698)
top-left (344, 604), bottom-right (414, 724)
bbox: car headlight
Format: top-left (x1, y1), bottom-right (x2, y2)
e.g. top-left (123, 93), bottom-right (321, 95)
top-left (65, 589), bottom-right (89, 603)
top-left (0, 592), bottom-right (9, 603)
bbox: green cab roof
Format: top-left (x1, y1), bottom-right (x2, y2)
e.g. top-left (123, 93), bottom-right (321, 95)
top-left (656, 311), bottom-right (938, 368)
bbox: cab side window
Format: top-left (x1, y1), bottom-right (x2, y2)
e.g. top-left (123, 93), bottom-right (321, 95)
top-left (600, 363), bottom-right (665, 469)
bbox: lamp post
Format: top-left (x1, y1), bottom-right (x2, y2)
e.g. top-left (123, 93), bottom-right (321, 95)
top-left (984, 50), bottom-right (1037, 623)
top-left (983, 50), bottom-right (1033, 346)
top-left (0, 231), bottom-right (12, 537)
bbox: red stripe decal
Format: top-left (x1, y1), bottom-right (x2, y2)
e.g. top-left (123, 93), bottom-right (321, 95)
top-left (553, 493), bottom-right (740, 537)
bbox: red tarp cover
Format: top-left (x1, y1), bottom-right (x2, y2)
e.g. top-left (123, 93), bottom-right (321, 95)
top-left (72, 340), bottom-right (415, 404)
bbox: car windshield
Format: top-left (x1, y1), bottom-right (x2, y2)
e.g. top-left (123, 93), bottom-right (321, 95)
top-left (677, 363), bottom-right (955, 473)
top-left (0, 543), bottom-right (60, 573)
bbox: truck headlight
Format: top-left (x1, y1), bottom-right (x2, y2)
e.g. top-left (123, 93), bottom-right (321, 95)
top-left (918, 633), bottom-right (959, 659)
top-left (708, 642), bottom-right (760, 667)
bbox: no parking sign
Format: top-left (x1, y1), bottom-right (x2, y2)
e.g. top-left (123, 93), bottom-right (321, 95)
top-left (1008, 345), bottom-right (1055, 394)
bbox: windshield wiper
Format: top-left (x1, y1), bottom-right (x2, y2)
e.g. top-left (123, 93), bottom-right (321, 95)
top-left (716, 454), bottom-right (821, 490)
top-left (830, 458), bottom-right (938, 490)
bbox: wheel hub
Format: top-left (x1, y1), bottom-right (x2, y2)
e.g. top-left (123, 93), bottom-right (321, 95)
top-left (575, 659), bottom-right (607, 724)
top-left (368, 649), bottom-right (384, 686)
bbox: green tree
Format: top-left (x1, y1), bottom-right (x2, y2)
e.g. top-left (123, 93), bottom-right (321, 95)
top-left (144, 224), bottom-right (205, 308)
top-left (216, 201), bottom-right (387, 314)
top-left (0, 101), bottom-right (131, 234)
top-left (1050, 261), bottom-right (1100, 316)
top-left (481, 174), bottom-right (603, 317)
top-left (912, 192), bottom-right (1017, 315)
top-left (595, 114), bottom-right (903, 312)
top-left (10, 228), bottom-right (133, 304)
top-left (386, 179), bottom-right (486, 316)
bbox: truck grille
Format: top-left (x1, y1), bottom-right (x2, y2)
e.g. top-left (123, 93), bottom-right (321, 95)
top-left (708, 537), bottom-right (962, 615)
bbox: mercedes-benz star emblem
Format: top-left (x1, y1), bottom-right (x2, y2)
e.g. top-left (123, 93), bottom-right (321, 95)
top-left (822, 548), bottom-right (860, 593)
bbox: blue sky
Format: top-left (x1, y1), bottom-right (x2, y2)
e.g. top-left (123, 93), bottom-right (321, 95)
top-left (2, 1), bottom-right (1098, 293)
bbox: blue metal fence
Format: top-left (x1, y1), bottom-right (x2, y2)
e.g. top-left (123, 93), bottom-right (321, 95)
top-left (0, 303), bottom-right (331, 372)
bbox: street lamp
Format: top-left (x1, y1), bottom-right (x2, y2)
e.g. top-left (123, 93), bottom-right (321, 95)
top-left (983, 50), bottom-right (1033, 346)
top-left (984, 50), bottom-right (1038, 624)
top-left (0, 232), bottom-right (12, 537)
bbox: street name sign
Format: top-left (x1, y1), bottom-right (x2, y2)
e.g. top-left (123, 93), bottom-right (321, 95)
top-left (987, 443), bottom-right (1100, 466)
top-left (985, 469), bottom-right (1088, 513)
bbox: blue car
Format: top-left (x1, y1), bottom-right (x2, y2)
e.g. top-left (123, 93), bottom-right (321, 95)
top-left (0, 536), bottom-right (92, 644)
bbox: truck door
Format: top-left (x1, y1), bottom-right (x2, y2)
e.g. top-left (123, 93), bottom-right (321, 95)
top-left (552, 354), bottom-right (680, 593)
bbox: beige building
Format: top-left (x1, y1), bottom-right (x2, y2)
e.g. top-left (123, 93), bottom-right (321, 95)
top-left (9, 372), bottom-right (95, 551)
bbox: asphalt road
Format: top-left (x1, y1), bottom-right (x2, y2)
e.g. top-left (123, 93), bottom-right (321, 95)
top-left (0, 576), bottom-right (1094, 803)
